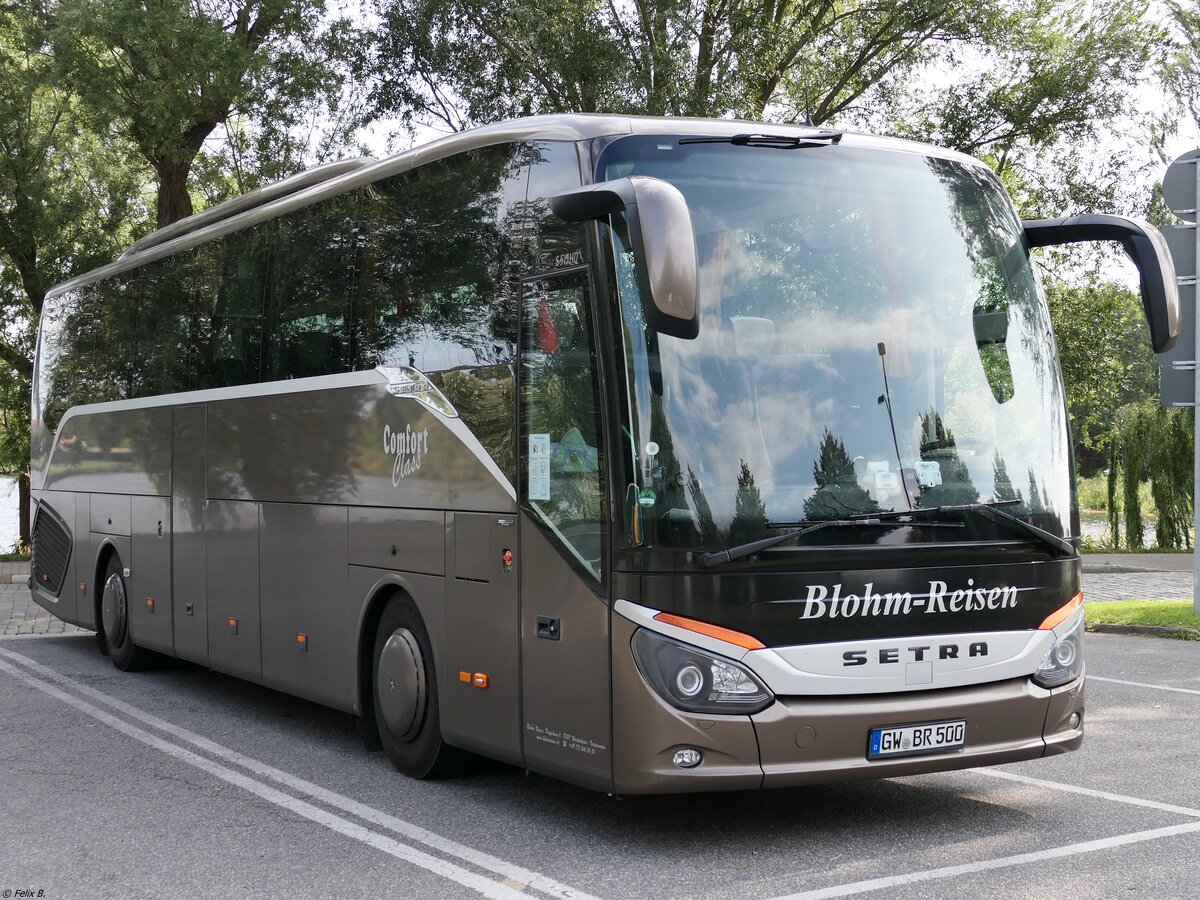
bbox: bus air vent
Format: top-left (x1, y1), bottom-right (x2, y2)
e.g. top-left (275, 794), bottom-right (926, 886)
top-left (31, 505), bottom-right (72, 597)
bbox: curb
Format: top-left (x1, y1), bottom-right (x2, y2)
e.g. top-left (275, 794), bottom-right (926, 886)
top-left (1087, 622), bottom-right (1200, 639)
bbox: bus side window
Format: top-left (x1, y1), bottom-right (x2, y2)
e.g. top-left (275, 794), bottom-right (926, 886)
top-left (520, 274), bottom-right (605, 578)
top-left (263, 195), bottom-right (357, 381)
top-left (354, 144), bottom-right (527, 485)
top-left (208, 224), bottom-right (270, 387)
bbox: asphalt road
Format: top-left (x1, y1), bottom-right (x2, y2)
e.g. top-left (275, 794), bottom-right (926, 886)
top-left (0, 631), bottom-right (1198, 900)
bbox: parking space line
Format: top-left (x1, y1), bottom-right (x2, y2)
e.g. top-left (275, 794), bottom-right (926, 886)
top-left (1090, 675), bottom-right (1200, 697)
top-left (769, 821), bottom-right (1200, 899)
top-left (971, 768), bottom-right (1200, 819)
top-left (0, 651), bottom-right (600, 900)
top-left (0, 647), bottom-right (596, 900)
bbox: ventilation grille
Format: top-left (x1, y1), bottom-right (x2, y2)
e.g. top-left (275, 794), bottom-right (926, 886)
top-left (31, 505), bottom-right (71, 596)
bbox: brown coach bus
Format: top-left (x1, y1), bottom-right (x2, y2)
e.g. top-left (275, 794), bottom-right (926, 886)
top-left (28, 115), bottom-right (1179, 793)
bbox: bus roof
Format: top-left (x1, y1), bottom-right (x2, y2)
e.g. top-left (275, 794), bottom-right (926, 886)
top-left (45, 113), bottom-right (989, 300)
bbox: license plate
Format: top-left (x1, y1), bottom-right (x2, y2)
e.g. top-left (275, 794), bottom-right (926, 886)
top-left (868, 719), bottom-right (966, 759)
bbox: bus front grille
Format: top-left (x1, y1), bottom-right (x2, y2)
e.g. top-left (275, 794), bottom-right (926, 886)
top-left (31, 505), bottom-right (71, 597)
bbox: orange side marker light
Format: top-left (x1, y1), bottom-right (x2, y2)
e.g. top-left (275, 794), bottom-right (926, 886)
top-left (1038, 591), bottom-right (1084, 630)
top-left (459, 671), bottom-right (471, 683)
top-left (472, 673), bottom-right (489, 689)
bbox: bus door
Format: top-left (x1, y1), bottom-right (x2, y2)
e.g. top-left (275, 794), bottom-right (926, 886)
top-left (518, 272), bottom-right (613, 790)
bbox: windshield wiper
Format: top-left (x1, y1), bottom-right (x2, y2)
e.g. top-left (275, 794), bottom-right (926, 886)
top-left (698, 516), bottom-right (963, 569)
top-left (697, 499), bottom-right (1075, 568)
top-left (678, 131), bottom-right (843, 149)
top-left (908, 501), bottom-right (1076, 558)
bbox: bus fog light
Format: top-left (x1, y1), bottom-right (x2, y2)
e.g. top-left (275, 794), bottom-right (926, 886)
top-left (631, 628), bottom-right (773, 714)
top-left (673, 748), bottom-right (702, 768)
top-left (1069, 712), bottom-right (1082, 729)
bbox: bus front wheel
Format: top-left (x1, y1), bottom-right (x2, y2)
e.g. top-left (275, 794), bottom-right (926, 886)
top-left (372, 597), bottom-right (466, 778)
top-left (98, 554), bottom-right (153, 672)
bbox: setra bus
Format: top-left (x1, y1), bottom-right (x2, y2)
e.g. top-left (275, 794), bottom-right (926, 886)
top-left (29, 115), bottom-right (1179, 793)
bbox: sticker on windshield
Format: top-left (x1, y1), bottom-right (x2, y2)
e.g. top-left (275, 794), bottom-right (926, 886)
top-left (873, 471), bottom-right (899, 491)
top-left (529, 433), bottom-right (551, 500)
top-left (638, 488), bottom-right (657, 508)
top-left (915, 460), bottom-right (943, 487)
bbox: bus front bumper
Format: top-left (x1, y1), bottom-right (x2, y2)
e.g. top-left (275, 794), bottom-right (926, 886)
top-left (611, 617), bottom-right (1085, 794)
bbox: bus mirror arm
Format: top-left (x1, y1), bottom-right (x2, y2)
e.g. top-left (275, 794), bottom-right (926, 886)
top-left (1022, 214), bottom-right (1181, 354)
top-left (551, 176), bottom-right (700, 340)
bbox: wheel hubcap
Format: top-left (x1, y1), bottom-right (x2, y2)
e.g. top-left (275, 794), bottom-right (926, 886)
top-left (377, 628), bottom-right (425, 741)
top-left (101, 572), bottom-right (127, 646)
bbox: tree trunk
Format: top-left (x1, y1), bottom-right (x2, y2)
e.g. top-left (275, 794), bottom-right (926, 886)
top-left (155, 160), bottom-right (195, 228)
top-left (19, 470), bottom-right (29, 551)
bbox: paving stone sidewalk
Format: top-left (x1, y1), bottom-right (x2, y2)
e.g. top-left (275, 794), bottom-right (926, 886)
top-left (1, 563), bottom-right (87, 637)
top-left (1, 560), bottom-right (1194, 638)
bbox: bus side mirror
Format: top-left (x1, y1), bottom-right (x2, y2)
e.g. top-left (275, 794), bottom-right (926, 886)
top-left (551, 176), bottom-right (699, 339)
top-left (1023, 214), bottom-right (1181, 353)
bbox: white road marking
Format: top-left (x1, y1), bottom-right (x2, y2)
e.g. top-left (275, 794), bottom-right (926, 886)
top-left (769, 821), bottom-right (1200, 899)
top-left (970, 768), bottom-right (1200, 819)
top-left (0, 647), bottom-right (594, 900)
top-left (0, 652), bottom-right (595, 900)
top-left (1090, 675), bottom-right (1200, 697)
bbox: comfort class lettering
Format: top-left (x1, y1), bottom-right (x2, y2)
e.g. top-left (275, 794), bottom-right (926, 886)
top-left (383, 423), bottom-right (430, 486)
top-left (800, 580), bottom-right (1019, 620)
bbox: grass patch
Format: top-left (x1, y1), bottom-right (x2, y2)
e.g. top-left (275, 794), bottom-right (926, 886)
top-left (0, 552), bottom-right (29, 562)
top-left (1077, 473), bottom-right (1156, 517)
top-left (1087, 599), bottom-right (1200, 638)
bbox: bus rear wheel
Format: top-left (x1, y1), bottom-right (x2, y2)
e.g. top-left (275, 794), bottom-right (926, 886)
top-left (99, 554), bottom-right (153, 672)
top-left (372, 597), bottom-right (467, 778)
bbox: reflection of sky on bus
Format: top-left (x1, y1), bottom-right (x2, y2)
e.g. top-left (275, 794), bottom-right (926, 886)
top-left (606, 136), bottom-right (1073, 545)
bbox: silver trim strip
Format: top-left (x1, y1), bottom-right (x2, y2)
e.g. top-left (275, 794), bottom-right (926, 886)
top-left (45, 370), bottom-right (517, 502)
top-left (615, 598), bottom-right (1069, 696)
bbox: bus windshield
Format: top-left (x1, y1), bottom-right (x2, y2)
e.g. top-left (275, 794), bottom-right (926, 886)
top-left (601, 137), bottom-right (1073, 551)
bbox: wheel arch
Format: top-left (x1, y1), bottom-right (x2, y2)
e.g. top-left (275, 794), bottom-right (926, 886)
top-left (354, 572), bottom-right (445, 720)
top-left (92, 537), bottom-right (124, 638)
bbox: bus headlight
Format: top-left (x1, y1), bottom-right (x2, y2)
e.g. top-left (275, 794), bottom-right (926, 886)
top-left (1033, 613), bottom-right (1085, 688)
top-left (631, 628), bottom-right (774, 714)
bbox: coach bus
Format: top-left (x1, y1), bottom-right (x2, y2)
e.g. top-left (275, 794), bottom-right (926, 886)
top-left (28, 115), bottom-right (1179, 793)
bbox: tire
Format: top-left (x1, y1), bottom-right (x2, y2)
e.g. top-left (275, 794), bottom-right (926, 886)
top-left (98, 554), bottom-right (153, 672)
top-left (372, 596), bottom-right (467, 778)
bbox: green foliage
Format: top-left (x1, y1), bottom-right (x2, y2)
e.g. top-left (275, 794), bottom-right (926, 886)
top-left (48, 0), bottom-right (363, 225)
top-left (1162, 1), bottom-right (1200, 129)
top-left (0, 5), bottom-right (148, 499)
top-left (1044, 278), bottom-right (1158, 464)
top-left (1107, 402), bottom-right (1194, 550)
top-left (373, 1), bottom-right (1014, 127)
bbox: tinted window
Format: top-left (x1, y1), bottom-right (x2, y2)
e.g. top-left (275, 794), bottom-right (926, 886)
top-left (208, 223), bottom-right (270, 387)
top-left (264, 194), bottom-right (358, 381)
top-left (356, 144), bottom-right (529, 483)
top-left (36, 141), bottom-right (552, 492)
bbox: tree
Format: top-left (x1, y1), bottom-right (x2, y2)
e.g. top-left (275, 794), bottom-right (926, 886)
top-left (48, 0), bottom-right (361, 227)
top-left (1162, 1), bottom-right (1200, 129)
top-left (373, 0), bottom-right (1159, 185)
top-left (1043, 278), bottom-right (1158, 472)
top-left (0, 6), bottom-right (148, 545)
top-left (874, 0), bottom-right (1165, 227)
top-left (373, 0), bottom-right (1005, 129)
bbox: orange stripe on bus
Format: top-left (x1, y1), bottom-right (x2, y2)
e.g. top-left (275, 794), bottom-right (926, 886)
top-left (653, 612), bottom-right (766, 650)
top-left (1039, 591), bottom-right (1084, 630)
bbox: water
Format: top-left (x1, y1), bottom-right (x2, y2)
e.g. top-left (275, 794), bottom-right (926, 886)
top-left (1080, 512), bottom-right (1154, 545)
